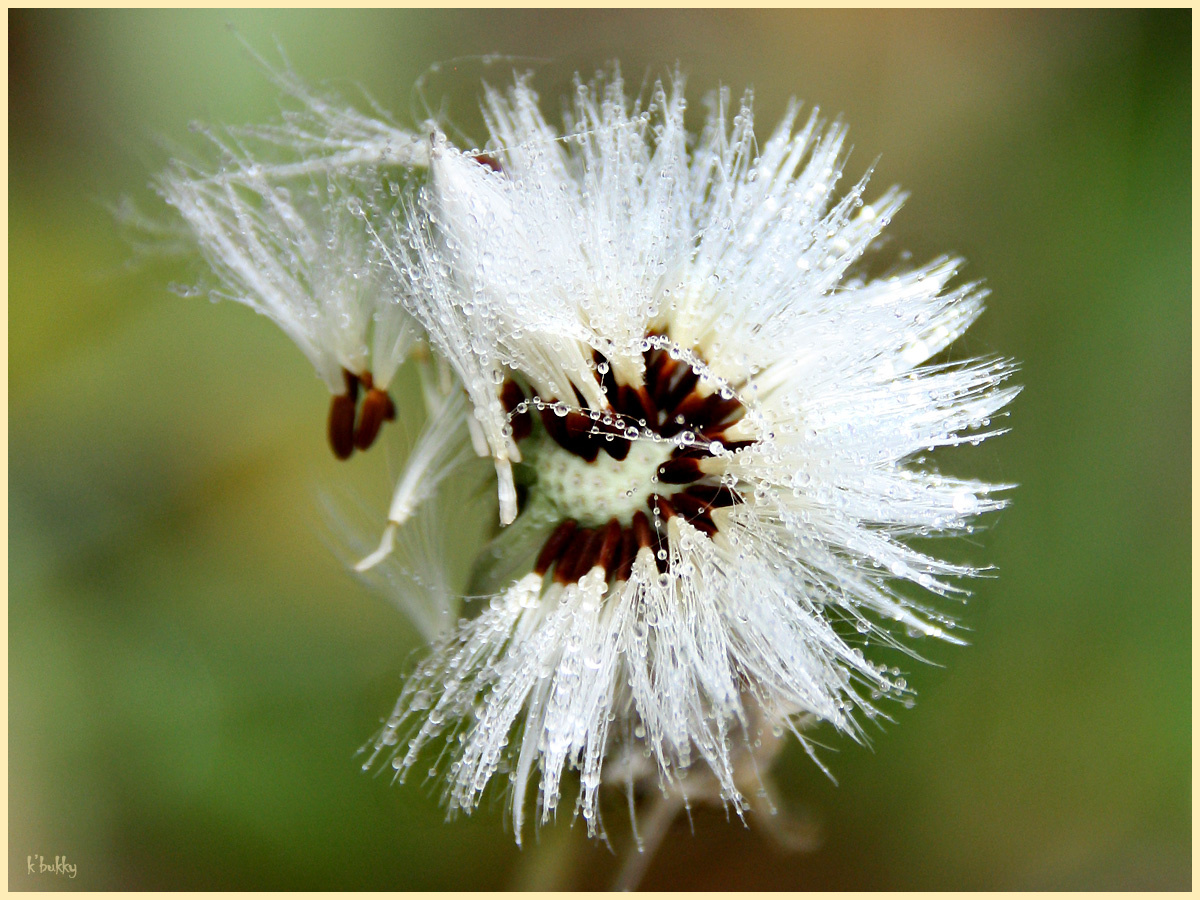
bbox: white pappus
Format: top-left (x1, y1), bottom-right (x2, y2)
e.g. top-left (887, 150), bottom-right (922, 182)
top-left (156, 83), bottom-right (423, 460)
top-left (158, 66), bottom-right (1018, 846)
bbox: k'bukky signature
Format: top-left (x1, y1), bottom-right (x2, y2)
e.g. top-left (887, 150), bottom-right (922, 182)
top-left (27, 854), bottom-right (77, 879)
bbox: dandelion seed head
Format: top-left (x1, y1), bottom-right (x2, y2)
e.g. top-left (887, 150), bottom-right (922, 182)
top-left (158, 63), bottom-right (1018, 845)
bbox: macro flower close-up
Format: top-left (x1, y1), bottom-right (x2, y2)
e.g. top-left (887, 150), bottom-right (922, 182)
top-left (11, 10), bottom-right (1189, 891)
top-left (357, 75), bottom-right (1017, 838)
top-left (158, 60), bottom-right (1019, 855)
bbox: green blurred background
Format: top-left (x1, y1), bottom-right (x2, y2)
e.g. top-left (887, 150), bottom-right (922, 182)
top-left (9, 9), bottom-right (1190, 890)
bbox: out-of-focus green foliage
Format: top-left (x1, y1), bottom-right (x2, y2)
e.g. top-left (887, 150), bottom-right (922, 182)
top-left (10, 9), bottom-right (1189, 889)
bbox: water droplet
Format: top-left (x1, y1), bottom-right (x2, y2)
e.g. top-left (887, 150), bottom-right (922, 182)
top-left (952, 490), bottom-right (979, 514)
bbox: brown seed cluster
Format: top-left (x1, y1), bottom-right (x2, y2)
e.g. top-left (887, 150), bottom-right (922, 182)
top-left (505, 338), bottom-right (752, 584)
top-left (472, 153), bottom-right (503, 173)
top-left (327, 369), bottom-right (397, 460)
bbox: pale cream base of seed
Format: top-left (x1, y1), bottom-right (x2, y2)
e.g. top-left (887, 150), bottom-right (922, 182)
top-left (533, 435), bottom-right (672, 527)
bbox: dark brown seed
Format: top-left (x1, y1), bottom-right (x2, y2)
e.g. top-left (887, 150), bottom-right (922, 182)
top-left (684, 484), bottom-right (743, 508)
top-left (539, 405), bottom-right (570, 449)
top-left (600, 435), bottom-right (631, 461)
top-left (708, 395), bottom-right (744, 427)
top-left (500, 379), bottom-right (525, 412)
top-left (595, 518), bottom-right (622, 576)
top-left (556, 527), bottom-right (598, 584)
top-left (473, 153), bottom-right (502, 172)
top-left (613, 383), bottom-right (656, 431)
top-left (672, 389), bottom-right (710, 422)
top-left (644, 345), bottom-right (674, 381)
top-left (664, 491), bottom-right (723, 537)
top-left (594, 351), bottom-right (620, 401)
top-left (631, 386), bottom-right (659, 429)
top-left (675, 391), bottom-right (743, 430)
top-left (564, 411), bottom-right (601, 458)
top-left (641, 344), bottom-right (659, 371)
top-left (648, 355), bottom-right (681, 406)
top-left (535, 520), bottom-right (578, 576)
top-left (657, 456), bottom-right (703, 484)
top-left (669, 444), bottom-right (715, 460)
top-left (661, 366), bottom-right (700, 412)
top-left (631, 510), bottom-right (654, 549)
top-left (328, 392), bottom-right (357, 460)
top-left (511, 411), bottom-right (533, 442)
top-left (501, 380), bottom-right (532, 441)
top-left (652, 494), bottom-right (678, 521)
top-left (577, 528), bottom-right (607, 579)
top-left (354, 387), bottom-right (393, 451)
top-left (539, 405), bottom-right (599, 462)
top-left (670, 491), bottom-right (711, 521)
top-left (342, 368), bottom-right (361, 401)
top-left (615, 527), bottom-right (638, 582)
top-left (672, 391), bottom-right (705, 427)
top-left (615, 384), bottom-right (637, 417)
top-left (656, 416), bottom-right (686, 439)
top-left (561, 410), bottom-right (600, 460)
